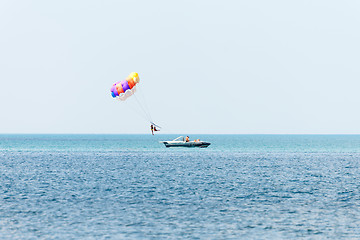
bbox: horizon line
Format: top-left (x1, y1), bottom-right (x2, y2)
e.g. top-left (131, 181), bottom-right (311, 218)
top-left (1, 133), bottom-right (360, 135)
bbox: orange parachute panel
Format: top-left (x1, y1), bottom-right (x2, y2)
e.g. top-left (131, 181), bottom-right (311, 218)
top-left (116, 84), bottom-right (124, 94)
top-left (127, 79), bottom-right (135, 89)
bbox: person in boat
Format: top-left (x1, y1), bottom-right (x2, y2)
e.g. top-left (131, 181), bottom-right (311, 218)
top-left (185, 136), bottom-right (190, 142)
top-left (150, 124), bottom-right (160, 135)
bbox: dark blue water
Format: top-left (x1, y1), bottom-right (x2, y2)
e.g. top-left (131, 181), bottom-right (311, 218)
top-left (1, 135), bottom-right (360, 239)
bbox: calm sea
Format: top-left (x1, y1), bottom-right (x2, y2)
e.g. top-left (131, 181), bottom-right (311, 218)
top-left (1, 134), bottom-right (360, 239)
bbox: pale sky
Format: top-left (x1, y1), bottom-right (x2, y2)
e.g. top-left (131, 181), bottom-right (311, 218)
top-left (0, 0), bottom-right (359, 134)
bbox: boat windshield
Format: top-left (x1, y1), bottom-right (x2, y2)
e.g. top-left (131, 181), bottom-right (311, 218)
top-left (173, 136), bottom-right (184, 141)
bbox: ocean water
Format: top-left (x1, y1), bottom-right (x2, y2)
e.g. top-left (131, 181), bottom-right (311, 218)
top-left (1, 134), bottom-right (360, 239)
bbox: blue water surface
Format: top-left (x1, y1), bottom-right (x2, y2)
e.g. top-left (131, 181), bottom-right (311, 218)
top-left (1, 134), bottom-right (360, 239)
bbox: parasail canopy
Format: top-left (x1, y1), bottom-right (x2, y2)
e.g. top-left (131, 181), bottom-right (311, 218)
top-left (110, 72), bottom-right (140, 101)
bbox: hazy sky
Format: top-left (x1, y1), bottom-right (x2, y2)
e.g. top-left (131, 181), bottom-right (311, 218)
top-left (1, 0), bottom-right (359, 134)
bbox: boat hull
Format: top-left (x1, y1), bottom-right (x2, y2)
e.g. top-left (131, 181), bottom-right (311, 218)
top-left (162, 142), bottom-right (211, 148)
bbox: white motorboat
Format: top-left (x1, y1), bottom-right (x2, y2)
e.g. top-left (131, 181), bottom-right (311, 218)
top-left (160, 136), bottom-right (211, 148)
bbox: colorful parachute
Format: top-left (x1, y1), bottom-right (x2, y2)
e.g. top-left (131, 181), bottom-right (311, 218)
top-left (110, 72), bottom-right (140, 101)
